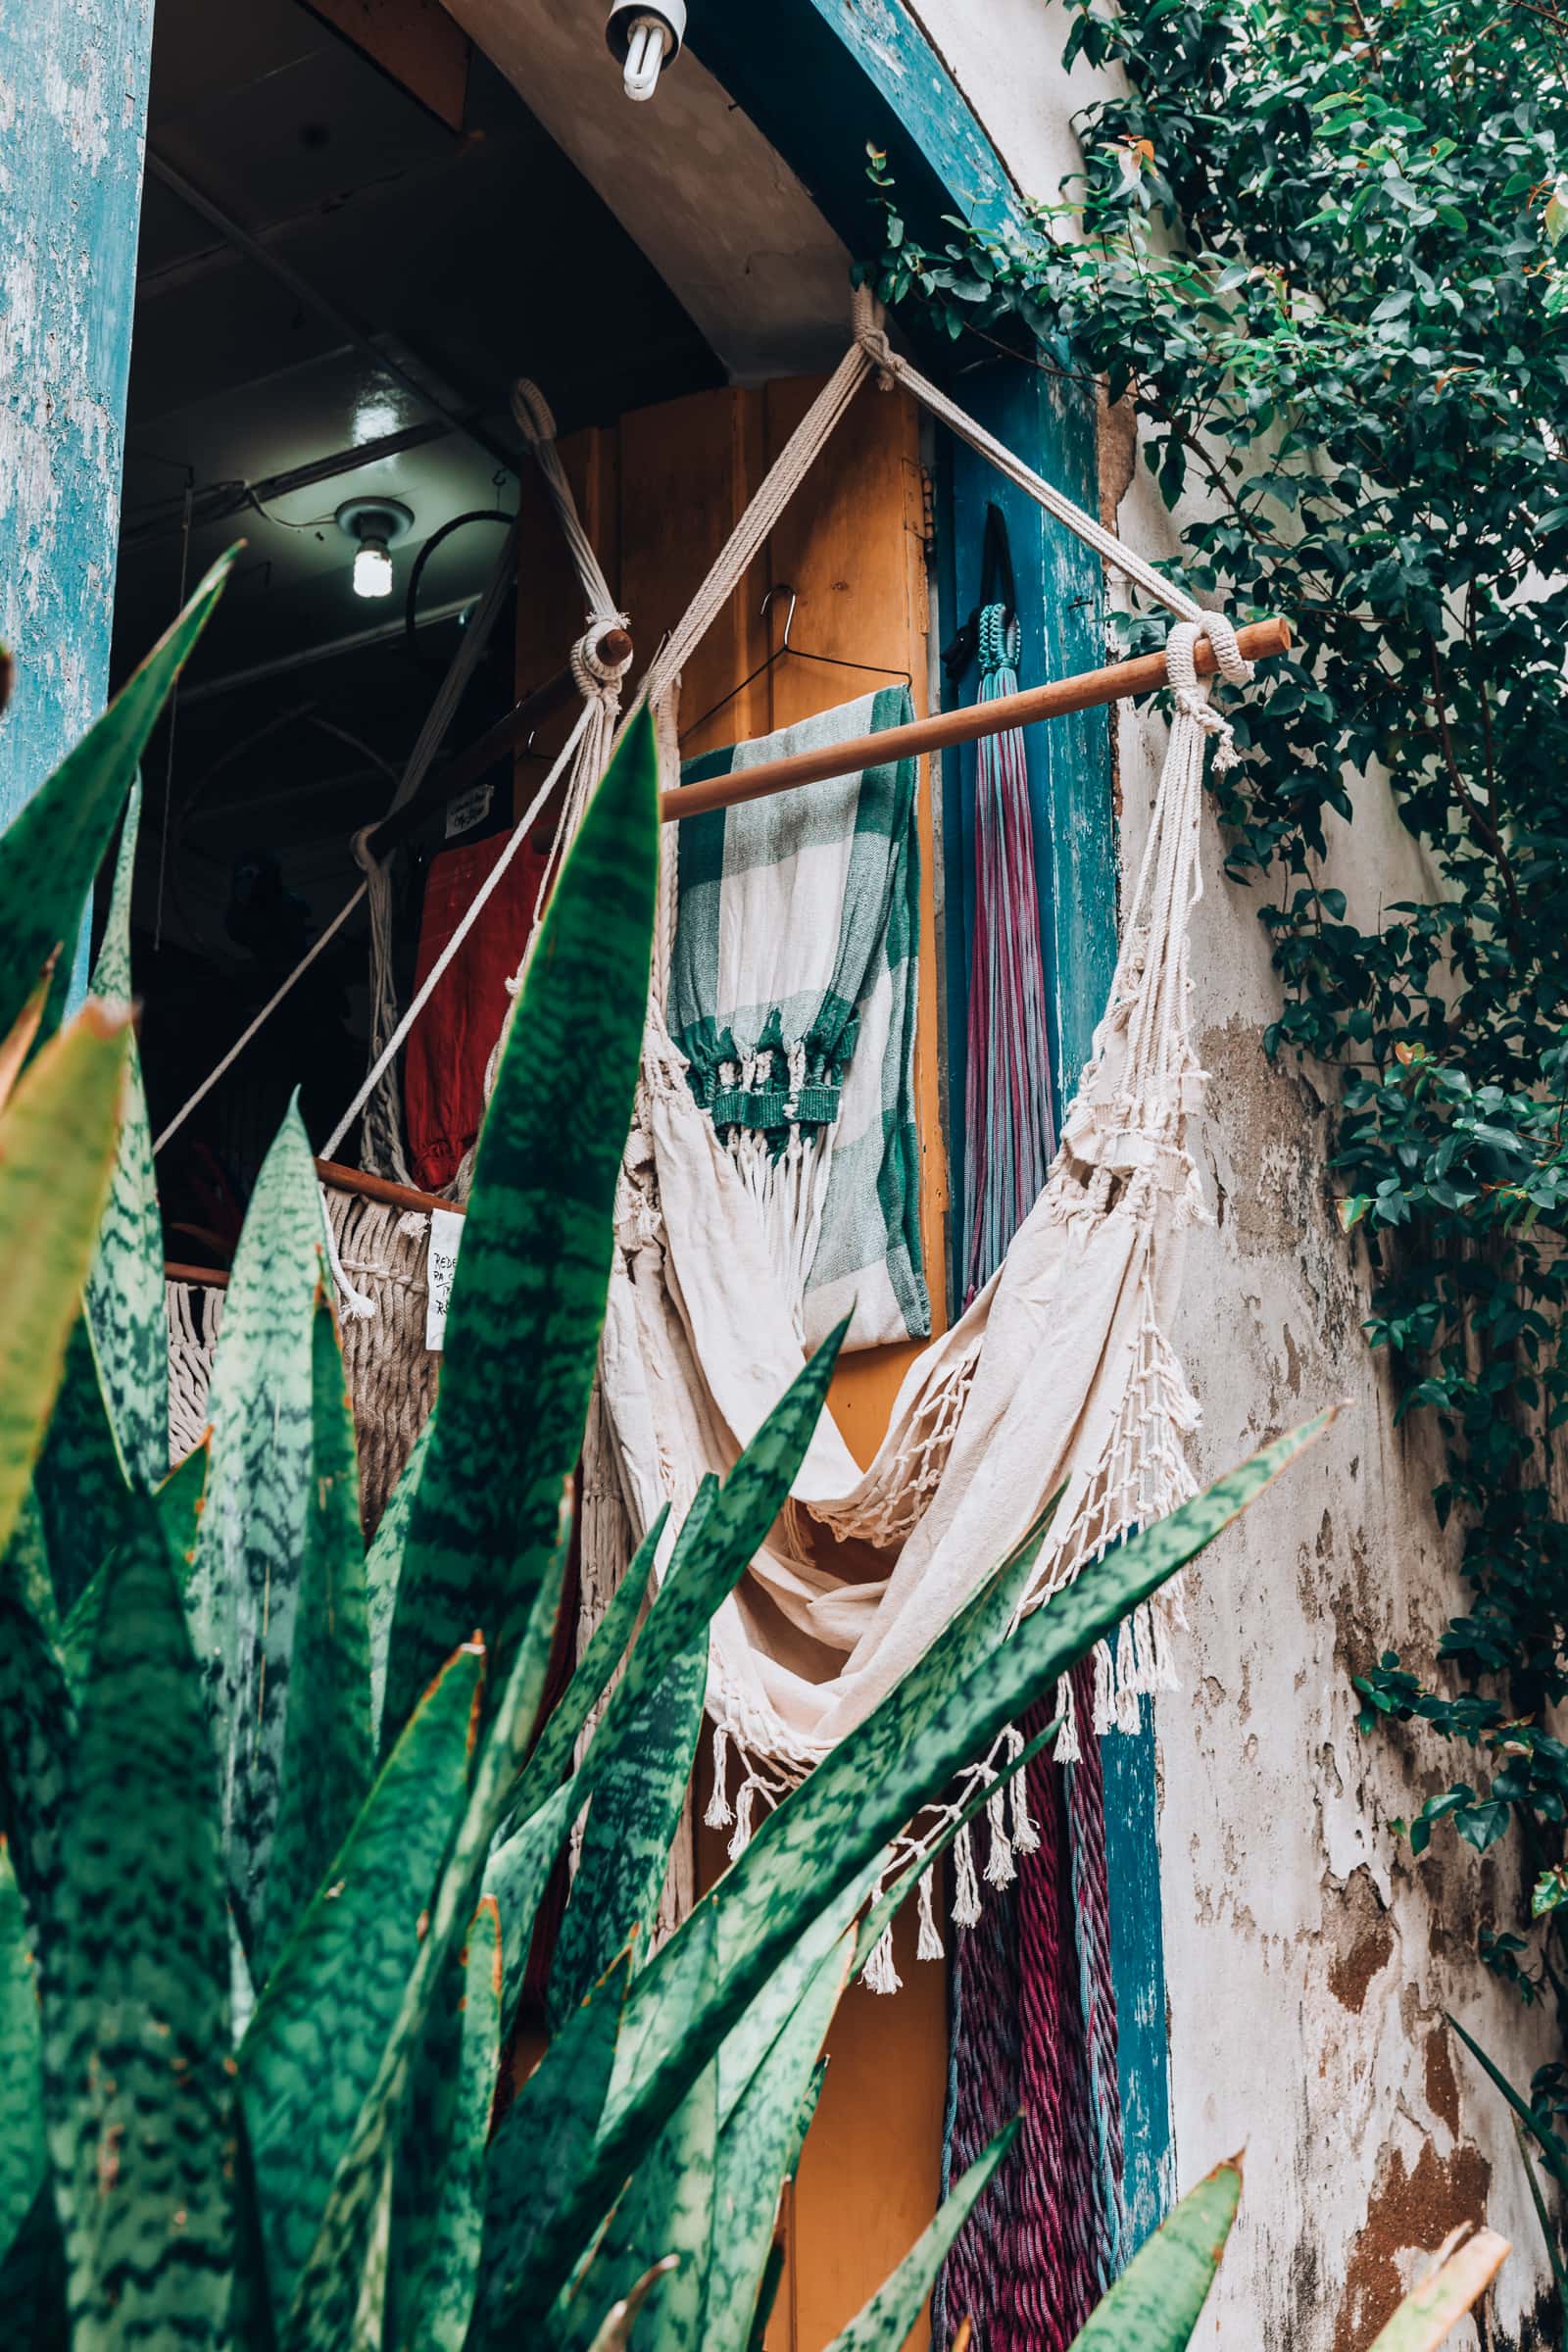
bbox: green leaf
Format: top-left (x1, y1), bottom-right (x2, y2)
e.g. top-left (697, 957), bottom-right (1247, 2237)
top-left (386, 1895), bottom-right (503, 2352)
top-left (187, 1104), bottom-right (332, 1967)
top-left (0, 1494), bottom-right (76, 1936)
top-left (1447, 2014), bottom-right (1568, 2197)
top-left (560, 2051), bottom-right (717, 2352)
top-left (549, 1625), bottom-right (708, 2023)
top-left (472, 1946), bottom-right (635, 2349)
top-left (39, 1494), bottom-right (235, 2350)
top-left (484, 1780), bottom-right (577, 2034)
top-left (263, 1289), bottom-right (371, 1970)
top-left (239, 1639), bottom-right (483, 2319)
top-left (0, 1005), bottom-right (133, 1564)
top-left (157, 1435), bottom-right (212, 1573)
top-left (704, 1933), bottom-right (855, 2352)
top-left (0, 549), bottom-right (233, 1047)
top-left (380, 707), bottom-right (658, 1749)
top-left (365, 1417), bottom-right (431, 1742)
top-left (84, 782), bottom-right (166, 1492)
top-left (32, 1314), bottom-right (133, 1621)
top-left (0, 1844), bottom-right (45, 2272)
top-left (824, 2123), bottom-right (1020, 2351)
top-left (585, 2260), bottom-right (681, 2352)
top-left (1362, 2224), bottom-right (1508, 2351)
top-left (1066, 2154), bottom-right (1241, 2351)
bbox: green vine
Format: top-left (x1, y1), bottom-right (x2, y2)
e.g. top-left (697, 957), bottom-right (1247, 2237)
top-left (863, 0), bottom-right (1568, 2244)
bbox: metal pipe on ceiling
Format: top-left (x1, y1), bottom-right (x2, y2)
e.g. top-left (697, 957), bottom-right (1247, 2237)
top-left (175, 594), bottom-right (480, 707)
top-left (122, 417), bottom-right (460, 553)
top-left (145, 151), bottom-right (517, 476)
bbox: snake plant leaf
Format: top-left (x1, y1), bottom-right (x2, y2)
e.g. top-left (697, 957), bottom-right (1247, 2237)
top-left (534, 1408), bottom-right (1335, 2307)
top-left (33, 1315), bottom-right (132, 1621)
top-left (379, 706), bottom-right (658, 1751)
top-left (239, 1638), bottom-right (483, 2320)
top-left (0, 966), bottom-right (53, 1112)
top-left (55, 1440), bottom-right (211, 1688)
top-left (712, 1873), bottom-right (871, 2133)
top-left (498, 1502), bottom-right (669, 1840)
top-left (278, 1504), bottom-right (574, 2352)
top-left (187, 1102), bottom-right (330, 1965)
top-left (0, 1004), bottom-right (132, 1564)
top-left (0, 2178), bottom-right (66, 2348)
top-left (0, 546), bottom-right (234, 1046)
top-left (824, 2123), bottom-right (1020, 2352)
top-left (549, 1625), bottom-right (708, 2025)
top-left (586, 2260), bottom-right (682, 2352)
top-left (0, 1844), bottom-right (45, 2270)
top-left (39, 1492), bottom-right (235, 2350)
top-left (365, 1415), bottom-right (431, 1740)
top-left (471, 1939), bottom-right (636, 2351)
top-left (704, 1931), bottom-right (856, 2352)
top-left (0, 1495), bottom-right (75, 1937)
top-left (157, 1432), bottom-right (212, 1570)
top-left (1447, 2014), bottom-right (1568, 2197)
top-left (1066, 2153), bottom-right (1241, 2352)
top-left (263, 1289), bottom-right (372, 1972)
top-left (83, 783), bottom-right (167, 1494)
top-left (746, 2238), bottom-right (787, 2352)
top-left (387, 1898), bottom-right (503, 2352)
top-left (561, 2049), bottom-right (718, 2352)
top-left (1364, 2225), bottom-right (1509, 2351)
top-left (485, 1779), bottom-right (577, 2034)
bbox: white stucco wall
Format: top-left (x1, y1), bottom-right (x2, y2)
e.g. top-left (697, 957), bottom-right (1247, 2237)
top-left (906, 5), bottom-right (1553, 2344)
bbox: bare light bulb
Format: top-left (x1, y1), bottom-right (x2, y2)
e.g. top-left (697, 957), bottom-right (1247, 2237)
top-left (353, 537), bottom-right (393, 599)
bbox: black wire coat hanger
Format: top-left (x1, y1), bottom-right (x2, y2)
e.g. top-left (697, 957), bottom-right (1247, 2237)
top-left (682, 583), bottom-right (913, 742)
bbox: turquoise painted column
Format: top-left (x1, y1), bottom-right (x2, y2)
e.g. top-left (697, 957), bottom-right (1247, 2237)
top-left (0, 0), bottom-right (155, 833)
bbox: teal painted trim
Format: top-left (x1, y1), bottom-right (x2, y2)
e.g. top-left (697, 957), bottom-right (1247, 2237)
top-left (685, 0), bottom-right (1021, 265)
top-left (936, 357), bottom-right (1175, 2252)
top-left (0, 1), bottom-right (154, 911)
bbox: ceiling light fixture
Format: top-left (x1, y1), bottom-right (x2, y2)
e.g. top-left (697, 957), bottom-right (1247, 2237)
top-left (606, 0), bottom-right (685, 101)
top-left (335, 497), bottom-right (414, 600)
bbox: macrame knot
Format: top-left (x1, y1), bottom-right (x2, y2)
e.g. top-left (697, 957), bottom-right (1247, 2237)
top-left (350, 821), bottom-right (385, 878)
top-left (1165, 612), bottom-right (1253, 775)
top-left (510, 375), bottom-right (558, 451)
top-left (572, 617), bottom-right (633, 698)
top-left (851, 282), bottom-right (897, 389)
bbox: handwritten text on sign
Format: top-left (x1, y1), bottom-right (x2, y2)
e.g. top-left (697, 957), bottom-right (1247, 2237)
top-left (424, 1206), bottom-right (466, 1351)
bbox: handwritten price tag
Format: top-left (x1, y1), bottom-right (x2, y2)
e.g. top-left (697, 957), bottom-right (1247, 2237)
top-left (424, 1207), bottom-right (466, 1352)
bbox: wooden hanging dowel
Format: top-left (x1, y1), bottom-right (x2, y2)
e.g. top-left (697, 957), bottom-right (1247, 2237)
top-left (661, 614), bottom-right (1291, 824)
top-left (315, 1157), bottom-right (466, 1218)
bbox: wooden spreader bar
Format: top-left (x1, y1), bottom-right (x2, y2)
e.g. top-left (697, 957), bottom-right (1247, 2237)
top-left (661, 615), bottom-right (1291, 825)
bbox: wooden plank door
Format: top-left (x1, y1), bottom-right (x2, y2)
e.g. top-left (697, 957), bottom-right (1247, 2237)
top-left (514, 378), bottom-right (951, 2349)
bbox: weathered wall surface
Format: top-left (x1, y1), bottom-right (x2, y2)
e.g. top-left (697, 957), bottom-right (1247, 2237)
top-left (909, 3), bottom-right (1555, 2342)
top-left (0, 0), bottom-right (154, 832)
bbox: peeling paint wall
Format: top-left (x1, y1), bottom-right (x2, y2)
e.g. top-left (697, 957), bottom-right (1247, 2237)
top-left (908, 2), bottom-right (1556, 2340)
top-left (0, 0), bottom-right (153, 831)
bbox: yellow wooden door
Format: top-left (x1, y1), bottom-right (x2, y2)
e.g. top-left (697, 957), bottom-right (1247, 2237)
top-left (514, 379), bottom-right (950, 2350)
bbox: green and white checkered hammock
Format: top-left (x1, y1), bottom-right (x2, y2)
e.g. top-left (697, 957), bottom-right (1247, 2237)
top-left (668, 687), bottom-right (928, 1354)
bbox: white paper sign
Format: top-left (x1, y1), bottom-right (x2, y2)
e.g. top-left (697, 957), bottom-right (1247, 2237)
top-left (445, 780), bottom-right (494, 841)
top-left (424, 1207), bottom-right (466, 1351)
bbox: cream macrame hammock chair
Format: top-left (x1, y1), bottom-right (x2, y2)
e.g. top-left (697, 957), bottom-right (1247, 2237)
top-left (509, 293), bottom-right (1256, 1959)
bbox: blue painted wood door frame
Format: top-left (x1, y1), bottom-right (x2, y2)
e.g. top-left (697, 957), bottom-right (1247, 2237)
top-left (693, 0), bottom-right (1176, 2248)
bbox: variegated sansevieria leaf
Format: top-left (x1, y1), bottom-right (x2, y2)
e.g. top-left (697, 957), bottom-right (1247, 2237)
top-left (278, 1498), bottom-right (576, 2352)
top-left (0, 1003), bottom-right (131, 1563)
top-left (239, 1639), bottom-right (483, 2321)
top-left (0, 1496), bottom-right (74, 1939)
top-left (0, 547), bottom-right (234, 1047)
top-left (38, 1493), bottom-right (235, 2351)
top-left (264, 1287), bottom-right (371, 1968)
top-left (704, 1929), bottom-right (856, 2352)
top-left (586, 2260), bottom-right (681, 2352)
top-left (386, 1897), bottom-right (503, 2352)
top-left (84, 783), bottom-right (167, 1493)
top-left (559, 2048), bottom-right (718, 2352)
top-left (510, 1410), bottom-right (1334, 2332)
top-left (1068, 2155), bottom-right (1241, 2351)
top-left (365, 1415), bottom-right (431, 1742)
top-left (1364, 2224), bottom-right (1509, 2352)
top-left (825, 2124), bottom-right (1021, 2352)
top-left (0, 1843), bottom-right (44, 2272)
top-left (379, 706), bottom-right (659, 1750)
top-left (0, 966), bottom-right (53, 1112)
top-left (185, 1102), bottom-right (330, 1973)
top-left (33, 1315), bottom-right (133, 1620)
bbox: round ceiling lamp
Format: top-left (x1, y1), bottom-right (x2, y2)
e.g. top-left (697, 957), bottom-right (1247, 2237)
top-left (605, 0), bottom-right (685, 101)
top-left (335, 497), bottom-right (415, 600)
